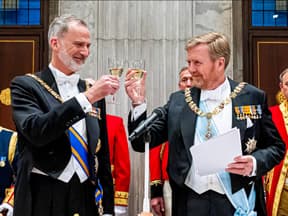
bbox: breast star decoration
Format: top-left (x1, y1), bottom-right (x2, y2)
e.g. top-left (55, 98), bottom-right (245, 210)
top-left (245, 137), bottom-right (257, 154)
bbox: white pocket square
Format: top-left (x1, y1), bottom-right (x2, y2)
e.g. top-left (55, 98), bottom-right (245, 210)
top-left (246, 117), bottom-right (253, 128)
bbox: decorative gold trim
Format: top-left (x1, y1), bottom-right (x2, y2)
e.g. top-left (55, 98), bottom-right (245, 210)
top-left (272, 103), bottom-right (288, 216)
top-left (8, 131), bottom-right (17, 165)
top-left (159, 143), bottom-right (166, 161)
top-left (27, 73), bottom-right (64, 102)
top-left (150, 180), bottom-right (163, 186)
top-left (0, 40), bottom-right (35, 73)
top-left (115, 191), bottom-right (129, 206)
top-left (185, 82), bottom-right (246, 139)
top-left (3, 186), bottom-right (14, 206)
top-left (276, 91), bottom-right (285, 104)
top-left (0, 88), bottom-right (11, 106)
top-left (115, 191), bottom-right (129, 199)
top-left (115, 197), bottom-right (128, 206)
top-left (95, 139), bottom-right (101, 153)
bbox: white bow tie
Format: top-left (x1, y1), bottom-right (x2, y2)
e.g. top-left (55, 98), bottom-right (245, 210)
top-left (200, 89), bottom-right (224, 101)
top-left (56, 73), bottom-right (80, 86)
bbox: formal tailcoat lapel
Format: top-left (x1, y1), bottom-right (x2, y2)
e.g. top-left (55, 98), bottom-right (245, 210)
top-left (180, 88), bottom-right (200, 153)
top-left (38, 68), bottom-right (100, 154)
top-left (78, 81), bottom-right (100, 153)
top-left (230, 79), bottom-right (253, 194)
top-left (38, 67), bottom-right (60, 94)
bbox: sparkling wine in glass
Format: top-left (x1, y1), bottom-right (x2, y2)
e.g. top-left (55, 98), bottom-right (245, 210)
top-left (107, 58), bottom-right (124, 104)
top-left (129, 60), bottom-right (145, 104)
top-left (109, 67), bottom-right (124, 77)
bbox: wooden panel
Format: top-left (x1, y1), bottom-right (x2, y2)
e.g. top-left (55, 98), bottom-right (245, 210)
top-left (0, 37), bottom-right (39, 129)
top-left (252, 38), bottom-right (288, 106)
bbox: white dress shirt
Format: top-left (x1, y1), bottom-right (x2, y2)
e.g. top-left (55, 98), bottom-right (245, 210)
top-left (185, 78), bottom-right (232, 194)
top-left (32, 64), bottom-right (92, 183)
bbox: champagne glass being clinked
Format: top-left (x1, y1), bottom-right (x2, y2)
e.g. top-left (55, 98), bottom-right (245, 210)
top-left (107, 57), bottom-right (124, 104)
top-left (128, 59), bottom-right (145, 105)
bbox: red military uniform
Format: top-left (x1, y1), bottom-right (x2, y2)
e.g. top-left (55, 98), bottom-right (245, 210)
top-left (149, 141), bottom-right (169, 198)
top-left (266, 104), bottom-right (288, 216)
top-left (106, 114), bottom-right (130, 207)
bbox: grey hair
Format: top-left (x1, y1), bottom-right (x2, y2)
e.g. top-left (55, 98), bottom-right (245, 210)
top-left (48, 14), bottom-right (88, 43)
top-left (178, 66), bottom-right (188, 75)
top-left (279, 68), bottom-right (288, 82)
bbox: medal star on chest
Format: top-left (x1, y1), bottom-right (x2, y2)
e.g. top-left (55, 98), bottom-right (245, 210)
top-left (245, 137), bottom-right (257, 154)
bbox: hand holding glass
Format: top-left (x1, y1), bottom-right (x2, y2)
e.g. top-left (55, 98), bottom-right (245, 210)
top-left (107, 58), bottom-right (124, 104)
top-left (128, 60), bottom-right (145, 105)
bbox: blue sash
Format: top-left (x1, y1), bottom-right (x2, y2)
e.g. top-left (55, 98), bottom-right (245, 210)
top-left (197, 100), bottom-right (257, 216)
top-left (69, 126), bottom-right (89, 177)
top-left (69, 127), bottom-right (103, 208)
top-left (95, 179), bottom-right (103, 202)
top-left (217, 172), bottom-right (256, 216)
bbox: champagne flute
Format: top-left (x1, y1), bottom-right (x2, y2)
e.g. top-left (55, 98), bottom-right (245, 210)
top-left (107, 58), bottom-right (124, 104)
top-left (128, 60), bottom-right (145, 104)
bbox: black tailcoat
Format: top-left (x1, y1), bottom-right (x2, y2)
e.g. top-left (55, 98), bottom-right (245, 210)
top-left (129, 79), bottom-right (285, 216)
top-left (10, 68), bottom-right (114, 216)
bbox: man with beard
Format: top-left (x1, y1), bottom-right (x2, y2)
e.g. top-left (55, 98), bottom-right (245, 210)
top-left (125, 32), bottom-right (285, 216)
top-left (10, 14), bottom-right (118, 216)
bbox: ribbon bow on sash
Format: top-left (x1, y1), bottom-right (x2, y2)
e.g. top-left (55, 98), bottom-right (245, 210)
top-left (69, 127), bottom-right (104, 215)
top-left (217, 172), bottom-right (256, 216)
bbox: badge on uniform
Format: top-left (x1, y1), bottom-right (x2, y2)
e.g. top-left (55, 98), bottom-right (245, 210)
top-left (245, 137), bottom-right (257, 154)
top-left (88, 107), bottom-right (101, 120)
top-left (0, 156), bottom-right (6, 167)
top-left (234, 105), bottom-right (262, 120)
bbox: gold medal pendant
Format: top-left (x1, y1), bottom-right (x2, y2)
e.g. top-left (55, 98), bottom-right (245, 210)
top-left (205, 113), bottom-right (213, 139)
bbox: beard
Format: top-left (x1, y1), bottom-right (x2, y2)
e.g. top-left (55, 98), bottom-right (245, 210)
top-left (192, 77), bottom-right (204, 89)
top-left (58, 48), bottom-right (85, 72)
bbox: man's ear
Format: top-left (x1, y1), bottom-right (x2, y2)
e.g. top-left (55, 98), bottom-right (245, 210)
top-left (50, 37), bottom-right (59, 50)
top-left (217, 57), bottom-right (225, 68)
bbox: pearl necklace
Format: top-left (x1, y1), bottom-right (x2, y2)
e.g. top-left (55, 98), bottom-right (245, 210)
top-left (184, 82), bottom-right (246, 139)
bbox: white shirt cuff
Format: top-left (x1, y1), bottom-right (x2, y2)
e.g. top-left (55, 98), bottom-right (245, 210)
top-left (250, 156), bottom-right (257, 176)
top-left (75, 93), bottom-right (92, 113)
top-left (115, 205), bottom-right (128, 215)
top-left (131, 103), bottom-right (147, 121)
top-left (0, 203), bottom-right (13, 216)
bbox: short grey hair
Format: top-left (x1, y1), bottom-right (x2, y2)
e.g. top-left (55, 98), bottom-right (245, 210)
top-left (279, 68), bottom-right (288, 82)
top-left (178, 66), bottom-right (188, 75)
top-left (48, 14), bottom-right (88, 43)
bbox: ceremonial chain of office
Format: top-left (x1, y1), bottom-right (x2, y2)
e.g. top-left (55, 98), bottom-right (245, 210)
top-left (184, 82), bottom-right (247, 139)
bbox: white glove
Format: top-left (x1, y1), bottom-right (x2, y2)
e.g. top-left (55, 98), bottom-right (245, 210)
top-left (0, 203), bottom-right (13, 216)
top-left (115, 206), bottom-right (128, 216)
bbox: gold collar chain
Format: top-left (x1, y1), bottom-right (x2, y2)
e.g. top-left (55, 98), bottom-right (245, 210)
top-left (185, 82), bottom-right (246, 139)
top-left (280, 100), bottom-right (288, 133)
top-left (26, 73), bottom-right (90, 104)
